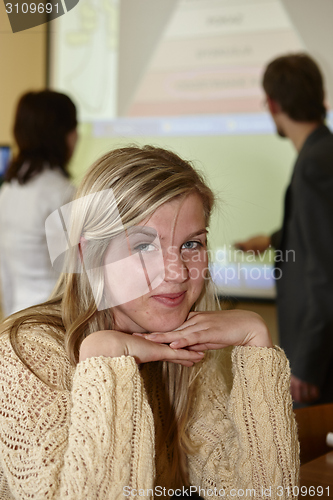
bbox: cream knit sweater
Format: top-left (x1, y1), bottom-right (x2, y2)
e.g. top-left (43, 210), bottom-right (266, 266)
top-left (0, 324), bottom-right (299, 499)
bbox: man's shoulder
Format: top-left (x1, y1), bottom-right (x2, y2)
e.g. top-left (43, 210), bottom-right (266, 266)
top-left (297, 128), bottom-right (333, 178)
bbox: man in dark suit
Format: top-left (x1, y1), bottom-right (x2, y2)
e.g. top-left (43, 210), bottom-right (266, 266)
top-left (236, 54), bottom-right (333, 405)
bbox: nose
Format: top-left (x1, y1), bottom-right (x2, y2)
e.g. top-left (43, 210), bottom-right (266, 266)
top-left (163, 247), bottom-right (189, 283)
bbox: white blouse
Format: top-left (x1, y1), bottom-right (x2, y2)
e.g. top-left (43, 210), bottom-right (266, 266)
top-left (0, 168), bottom-right (75, 317)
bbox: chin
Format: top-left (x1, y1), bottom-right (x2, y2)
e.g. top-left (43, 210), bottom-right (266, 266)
top-left (144, 313), bottom-right (188, 333)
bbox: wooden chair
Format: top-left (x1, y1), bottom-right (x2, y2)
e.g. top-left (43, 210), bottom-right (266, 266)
top-left (294, 403), bottom-right (333, 465)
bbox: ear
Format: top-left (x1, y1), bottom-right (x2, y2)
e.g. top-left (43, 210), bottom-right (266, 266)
top-left (266, 96), bottom-right (282, 115)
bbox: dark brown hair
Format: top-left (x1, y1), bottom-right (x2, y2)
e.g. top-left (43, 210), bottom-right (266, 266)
top-left (262, 53), bottom-right (326, 122)
top-left (5, 90), bottom-right (77, 184)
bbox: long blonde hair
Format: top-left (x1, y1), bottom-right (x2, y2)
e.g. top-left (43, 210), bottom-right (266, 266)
top-left (2, 145), bottom-right (220, 487)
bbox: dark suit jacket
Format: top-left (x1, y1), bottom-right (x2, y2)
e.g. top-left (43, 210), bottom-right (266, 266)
top-left (272, 124), bottom-right (333, 402)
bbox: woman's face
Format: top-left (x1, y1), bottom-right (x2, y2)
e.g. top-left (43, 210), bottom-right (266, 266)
top-left (106, 193), bottom-right (209, 333)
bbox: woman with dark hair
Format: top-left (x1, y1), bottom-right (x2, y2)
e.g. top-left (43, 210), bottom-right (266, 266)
top-left (0, 90), bottom-right (77, 316)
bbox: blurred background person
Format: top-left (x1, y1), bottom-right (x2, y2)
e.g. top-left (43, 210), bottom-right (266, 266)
top-left (0, 90), bottom-right (77, 317)
top-left (236, 53), bottom-right (333, 406)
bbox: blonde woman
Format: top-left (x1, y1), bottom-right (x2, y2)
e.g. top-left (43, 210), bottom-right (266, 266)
top-left (0, 146), bottom-right (298, 499)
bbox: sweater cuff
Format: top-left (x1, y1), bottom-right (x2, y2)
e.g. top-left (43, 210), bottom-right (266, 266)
top-left (74, 355), bottom-right (139, 383)
top-left (231, 345), bottom-right (291, 396)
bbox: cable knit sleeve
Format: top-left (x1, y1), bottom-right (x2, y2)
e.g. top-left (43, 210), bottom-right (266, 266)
top-left (0, 329), bottom-right (155, 500)
top-left (187, 346), bottom-right (299, 499)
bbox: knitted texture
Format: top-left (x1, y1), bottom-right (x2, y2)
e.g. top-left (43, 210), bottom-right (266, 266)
top-left (0, 325), bottom-right (299, 499)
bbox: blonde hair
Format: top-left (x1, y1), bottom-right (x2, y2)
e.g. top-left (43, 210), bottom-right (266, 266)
top-left (2, 145), bottom-right (220, 487)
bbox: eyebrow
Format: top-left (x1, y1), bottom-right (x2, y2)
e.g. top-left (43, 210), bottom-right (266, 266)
top-left (186, 229), bottom-right (208, 239)
top-left (133, 226), bottom-right (208, 240)
top-left (126, 227), bottom-right (156, 237)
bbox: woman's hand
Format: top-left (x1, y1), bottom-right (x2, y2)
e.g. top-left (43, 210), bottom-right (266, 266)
top-left (79, 329), bottom-right (205, 366)
top-left (234, 235), bottom-right (271, 254)
top-left (134, 310), bottom-right (273, 351)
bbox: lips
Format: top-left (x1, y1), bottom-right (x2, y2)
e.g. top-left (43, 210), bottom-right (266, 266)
top-left (152, 291), bottom-right (186, 307)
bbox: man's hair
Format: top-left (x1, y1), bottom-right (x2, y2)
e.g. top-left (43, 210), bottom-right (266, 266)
top-left (262, 53), bottom-right (326, 122)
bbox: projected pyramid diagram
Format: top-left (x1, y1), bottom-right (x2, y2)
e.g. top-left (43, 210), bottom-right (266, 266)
top-left (123, 0), bottom-right (304, 118)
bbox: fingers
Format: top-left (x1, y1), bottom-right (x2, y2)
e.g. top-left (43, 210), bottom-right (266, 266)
top-left (290, 376), bottom-right (320, 403)
top-left (170, 333), bottom-right (203, 349)
top-left (308, 384), bottom-right (320, 401)
top-left (136, 331), bottom-right (219, 353)
top-left (234, 241), bottom-right (246, 251)
top-left (175, 312), bottom-right (200, 330)
top-left (167, 359), bottom-right (198, 367)
top-left (134, 309), bottom-right (273, 353)
top-left (146, 339), bottom-right (204, 364)
top-left (300, 383), bottom-right (319, 403)
top-left (133, 328), bottom-right (204, 349)
top-left (127, 332), bottom-right (204, 365)
top-left (162, 348), bottom-right (204, 365)
top-left (133, 331), bottom-right (184, 343)
top-left (186, 344), bottom-right (210, 352)
top-left (133, 316), bottom-right (206, 342)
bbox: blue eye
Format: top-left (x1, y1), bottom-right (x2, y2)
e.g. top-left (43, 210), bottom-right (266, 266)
top-left (181, 241), bottom-right (203, 250)
top-left (135, 243), bottom-right (156, 253)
